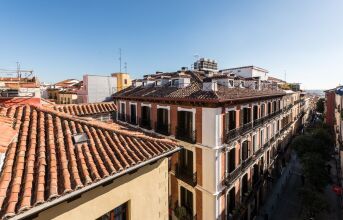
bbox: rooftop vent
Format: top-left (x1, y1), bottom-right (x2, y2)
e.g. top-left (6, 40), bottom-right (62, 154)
top-left (72, 133), bottom-right (89, 144)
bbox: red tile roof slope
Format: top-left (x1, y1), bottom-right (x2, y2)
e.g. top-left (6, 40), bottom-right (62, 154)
top-left (113, 71), bottom-right (285, 103)
top-left (53, 102), bottom-right (117, 116)
top-left (0, 104), bottom-right (178, 219)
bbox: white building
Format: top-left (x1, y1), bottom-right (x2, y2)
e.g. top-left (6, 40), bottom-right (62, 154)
top-left (78, 75), bottom-right (117, 103)
top-left (220, 66), bottom-right (269, 80)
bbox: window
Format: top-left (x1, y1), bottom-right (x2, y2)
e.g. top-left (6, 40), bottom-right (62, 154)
top-left (261, 104), bottom-right (265, 117)
top-left (260, 129), bottom-right (264, 146)
top-left (227, 148), bottom-right (236, 173)
top-left (124, 79), bottom-right (128, 85)
top-left (179, 148), bottom-right (193, 173)
top-left (180, 186), bottom-right (193, 216)
top-left (241, 140), bottom-right (249, 161)
top-left (96, 202), bottom-right (128, 220)
top-left (225, 110), bottom-right (236, 132)
top-left (252, 135), bottom-right (257, 152)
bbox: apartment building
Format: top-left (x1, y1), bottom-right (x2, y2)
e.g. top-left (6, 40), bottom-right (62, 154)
top-left (0, 76), bottom-right (41, 106)
top-left (111, 72), bottom-right (132, 91)
top-left (113, 66), bottom-right (306, 220)
top-left (325, 86), bottom-right (343, 190)
top-left (0, 103), bottom-right (179, 220)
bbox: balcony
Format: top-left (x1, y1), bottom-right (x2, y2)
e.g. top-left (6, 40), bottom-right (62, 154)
top-left (139, 117), bottom-right (152, 130)
top-left (224, 109), bottom-right (283, 144)
top-left (118, 112), bottom-right (126, 121)
top-left (176, 126), bottom-right (196, 144)
top-left (224, 157), bottom-right (253, 186)
top-left (241, 122), bottom-right (253, 134)
top-left (175, 163), bottom-right (197, 187)
top-left (155, 122), bottom-right (170, 136)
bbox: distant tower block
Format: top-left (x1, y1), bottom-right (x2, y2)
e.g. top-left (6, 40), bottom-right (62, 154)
top-left (193, 58), bottom-right (218, 71)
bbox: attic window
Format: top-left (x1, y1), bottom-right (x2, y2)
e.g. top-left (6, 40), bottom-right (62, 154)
top-left (72, 133), bottom-right (89, 144)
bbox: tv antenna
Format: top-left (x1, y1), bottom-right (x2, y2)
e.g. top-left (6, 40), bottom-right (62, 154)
top-left (119, 48), bottom-right (122, 73)
top-left (124, 62), bottom-right (127, 73)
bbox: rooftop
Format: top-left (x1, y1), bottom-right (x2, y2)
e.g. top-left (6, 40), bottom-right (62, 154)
top-left (0, 104), bottom-right (178, 219)
top-left (53, 102), bottom-right (117, 116)
top-left (113, 70), bottom-right (285, 104)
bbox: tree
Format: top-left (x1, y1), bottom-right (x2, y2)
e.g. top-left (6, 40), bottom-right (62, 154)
top-left (316, 98), bottom-right (325, 113)
top-left (299, 187), bottom-right (329, 218)
top-left (301, 152), bottom-right (330, 190)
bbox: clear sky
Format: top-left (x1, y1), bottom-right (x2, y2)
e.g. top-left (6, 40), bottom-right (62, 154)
top-left (0, 0), bottom-right (342, 90)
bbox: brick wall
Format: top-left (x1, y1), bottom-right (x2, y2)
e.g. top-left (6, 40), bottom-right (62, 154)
top-left (196, 189), bottom-right (202, 220)
top-left (196, 147), bottom-right (202, 186)
top-left (196, 107), bottom-right (202, 143)
top-left (170, 105), bottom-right (178, 136)
top-left (151, 103), bottom-right (157, 130)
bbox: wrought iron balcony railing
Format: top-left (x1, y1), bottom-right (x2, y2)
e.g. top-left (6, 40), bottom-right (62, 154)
top-left (139, 117), bottom-right (152, 130)
top-left (175, 163), bottom-right (197, 187)
top-left (175, 126), bottom-right (196, 144)
top-left (155, 122), bottom-right (170, 136)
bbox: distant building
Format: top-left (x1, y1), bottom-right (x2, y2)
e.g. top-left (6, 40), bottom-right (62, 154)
top-left (47, 79), bottom-right (81, 104)
top-left (56, 91), bottom-right (78, 104)
top-left (113, 64), bottom-right (308, 220)
top-left (77, 75), bottom-right (117, 103)
top-left (0, 76), bottom-right (41, 106)
top-left (324, 88), bottom-right (336, 128)
top-left (289, 83), bottom-right (301, 92)
top-left (220, 65), bottom-right (269, 80)
top-left (193, 58), bottom-right (218, 71)
top-left (111, 72), bottom-right (132, 91)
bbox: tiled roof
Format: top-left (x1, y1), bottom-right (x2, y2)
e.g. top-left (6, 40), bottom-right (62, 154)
top-left (0, 104), bottom-right (178, 219)
top-left (113, 71), bottom-right (285, 103)
top-left (53, 102), bottom-right (117, 116)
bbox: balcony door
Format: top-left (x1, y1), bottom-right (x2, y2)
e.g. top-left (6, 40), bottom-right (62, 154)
top-left (253, 105), bottom-right (258, 121)
top-left (261, 104), bottom-right (265, 118)
top-left (241, 140), bottom-right (249, 161)
top-left (180, 186), bottom-right (194, 216)
top-left (180, 148), bottom-right (193, 174)
top-left (252, 164), bottom-right (259, 186)
top-left (227, 187), bottom-right (236, 215)
top-left (130, 104), bottom-right (137, 125)
top-left (242, 107), bottom-right (251, 125)
top-left (156, 108), bottom-right (169, 134)
top-left (242, 174), bottom-right (248, 195)
top-left (177, 111), bottom-right (194, 142)
top-left (141, 106), bottom-right (151, 129)
top-left (227, 148), bottom-right (236, 173)
top-left (225, 110), bottom-right (236, 132)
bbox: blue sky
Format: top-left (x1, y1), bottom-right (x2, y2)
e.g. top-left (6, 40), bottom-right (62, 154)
top-left (0, 0), bottom-right (342, 89)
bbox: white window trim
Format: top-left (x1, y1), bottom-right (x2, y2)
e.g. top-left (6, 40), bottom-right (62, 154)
top-left (141, 103), bottom-right (151, 107)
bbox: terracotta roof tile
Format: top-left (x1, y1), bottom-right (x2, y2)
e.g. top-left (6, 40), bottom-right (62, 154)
top-left (53, 102), bottom-right (117, 116)
top-left (0, 104), bottom-right (178, 219)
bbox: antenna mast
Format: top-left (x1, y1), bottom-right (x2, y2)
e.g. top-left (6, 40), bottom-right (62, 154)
top-left (124, 62), bottom-right (127, 73)
top-left (119, 48), bottom-right (122, 73)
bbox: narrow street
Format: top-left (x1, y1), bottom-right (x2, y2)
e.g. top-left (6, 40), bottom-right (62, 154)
top-left (257, 152), bottom-right (303, 220)
top-left (257, 152), bottom-right (343, 220)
